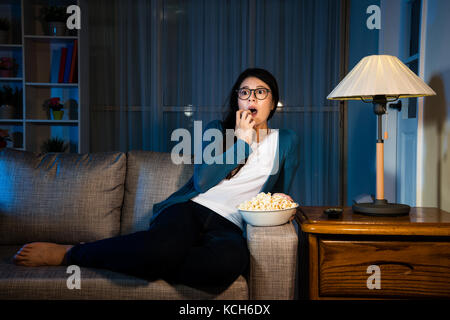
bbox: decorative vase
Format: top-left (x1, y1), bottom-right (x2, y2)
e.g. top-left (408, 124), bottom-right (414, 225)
top-left (52, 110), bottom-right (64, 120)
top-left (47, 21), bottom-right (66, 36)
top-left (0, 104), bottom-right (14, 119)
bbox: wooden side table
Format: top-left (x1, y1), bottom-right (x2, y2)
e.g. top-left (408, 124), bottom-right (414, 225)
top-left (296, 207), bottom-right (450, 299)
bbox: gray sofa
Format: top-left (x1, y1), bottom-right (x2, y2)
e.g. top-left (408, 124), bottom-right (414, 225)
top-left (0, 149), bottom-right (298, 300)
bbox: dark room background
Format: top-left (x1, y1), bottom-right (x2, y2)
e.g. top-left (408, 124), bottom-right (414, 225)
top-left (86, 0), bottom-right (344, 207)
top-left (3, 0), bottom-right (446, 211)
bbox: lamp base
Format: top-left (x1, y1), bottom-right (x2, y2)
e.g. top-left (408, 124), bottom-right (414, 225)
top-left (352, 199), bottom-right (410, 216)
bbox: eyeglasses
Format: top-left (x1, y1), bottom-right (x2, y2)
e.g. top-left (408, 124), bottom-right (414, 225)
top-left (236, 88), bottom-right (271, 100)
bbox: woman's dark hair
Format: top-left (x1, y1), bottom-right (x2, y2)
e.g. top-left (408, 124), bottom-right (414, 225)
top-left (221, 68), bottom-right (280, 179)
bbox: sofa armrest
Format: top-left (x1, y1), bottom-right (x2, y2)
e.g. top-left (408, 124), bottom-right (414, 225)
top-left (246, 222), bottom-right (298, 300)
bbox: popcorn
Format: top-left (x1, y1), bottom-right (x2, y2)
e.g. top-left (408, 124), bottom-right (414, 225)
top-left (238, 192), bottom-right (298, 211)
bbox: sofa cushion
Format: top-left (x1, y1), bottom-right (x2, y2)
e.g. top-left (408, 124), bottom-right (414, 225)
top-left (0, 149), bottom-right (126, 245)
top-left (120, 150), bottom-right (193, 235)
top-left (0, 246), bottom-right (248, 299)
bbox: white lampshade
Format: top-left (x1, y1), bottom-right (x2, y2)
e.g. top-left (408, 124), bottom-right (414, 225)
top-left (327, 55), bottom-right (436, 100)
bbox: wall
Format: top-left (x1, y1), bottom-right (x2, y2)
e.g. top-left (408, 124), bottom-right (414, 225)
top-left (346, 0), bottom-right (380, 204)
top-left (378, 0), bottom-right (401, 203)
top-left (421, 0), bottom-right (450, 211)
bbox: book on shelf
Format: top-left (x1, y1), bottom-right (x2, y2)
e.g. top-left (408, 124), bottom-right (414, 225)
top-left (69, 40), bottom-right (78, 83)
top-left (58, 47), bottom-right (67, 83)
top-left (50, 49), bottom-right (61, 83)
top-left (50, 40), bottom-right (78, 84)
top-left (63, 42), bottom-right (73, 83)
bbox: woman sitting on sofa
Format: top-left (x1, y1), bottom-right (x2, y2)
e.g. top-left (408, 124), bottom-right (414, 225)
top-left (13, 68), bottom-right (300, 290)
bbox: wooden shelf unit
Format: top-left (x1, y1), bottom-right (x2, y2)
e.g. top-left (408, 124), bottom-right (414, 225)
top-left (0, 0), bottom-right (85, 153)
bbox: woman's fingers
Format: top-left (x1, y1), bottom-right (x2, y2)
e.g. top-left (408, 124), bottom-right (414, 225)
top-left (235, 110), bottom-right (254, 144)
top-left (242, 110), bottom-right (251, 121)
top-left (244, 111), bottom-right (255, 128)
top-left (236, 110), bottom-right (246, 124)
top-left (236, 110), bottom-right (241, 126)
top-left (273, 193), bottom-right (294, 201)
top-left (240, 110), bottom-right (247, 123)
top-left (236, 110), bottom-right (255, 130)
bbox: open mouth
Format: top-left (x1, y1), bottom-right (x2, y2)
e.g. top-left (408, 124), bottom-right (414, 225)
top-left (248, 108), bottom-right (257, 115)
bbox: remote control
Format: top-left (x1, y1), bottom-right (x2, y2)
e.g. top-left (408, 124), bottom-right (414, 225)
top-left (324, 207), bottom-right (343, 218)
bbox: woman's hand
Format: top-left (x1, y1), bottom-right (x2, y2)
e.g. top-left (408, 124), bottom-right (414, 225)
top-left (273, 193), bottom-right (294, 202)
top-left (273, 193), bottom-right (296, 222)
top-left (235, 110), bottom-right (256, 145)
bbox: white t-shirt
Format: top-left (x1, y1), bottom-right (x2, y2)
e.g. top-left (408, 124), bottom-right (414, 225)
top-left (191, 130), bottom-right (279, 230)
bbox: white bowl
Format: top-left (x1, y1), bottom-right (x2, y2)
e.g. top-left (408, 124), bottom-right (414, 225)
top-left (238, 205), bottom-right (299, 227)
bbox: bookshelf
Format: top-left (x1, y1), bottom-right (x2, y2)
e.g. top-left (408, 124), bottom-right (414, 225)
top-left (0, 0), bottom-right (86, 153)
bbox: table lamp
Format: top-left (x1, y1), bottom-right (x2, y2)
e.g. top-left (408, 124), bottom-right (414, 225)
top-left (327, 55), bottom-right (436, 216)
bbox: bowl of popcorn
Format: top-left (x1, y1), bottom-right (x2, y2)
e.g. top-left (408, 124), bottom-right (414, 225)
top-left (238, 192), bottom-right (299, 226)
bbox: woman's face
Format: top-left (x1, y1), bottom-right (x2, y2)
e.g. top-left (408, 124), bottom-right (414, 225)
top-left (237, 77), bottom-right (274, 130)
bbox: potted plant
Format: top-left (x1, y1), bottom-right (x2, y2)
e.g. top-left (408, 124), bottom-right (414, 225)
top-left (0, 85), bottom-right (21, 119)
top-left (0, 57), bottom-right (18, 78)
top-left (0, 129), bottom-right (12, 150)
top-left (41, 137), bottom-right (68, 153)
top-left (43, 97), bottom-right (64, 120)
top-left (0, 18), bottom-right (10, 43)
top-left (39, 5), bottom-right (67, 36)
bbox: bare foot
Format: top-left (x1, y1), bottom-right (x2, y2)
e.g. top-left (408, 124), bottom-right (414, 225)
top-left (13, 242), bottom-right (74, 267)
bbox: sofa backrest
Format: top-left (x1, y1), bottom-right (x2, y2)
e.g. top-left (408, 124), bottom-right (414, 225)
top-left (120, 150), bottom-right (193, 235)
top-left (0, 149), bottom-right (126, 245)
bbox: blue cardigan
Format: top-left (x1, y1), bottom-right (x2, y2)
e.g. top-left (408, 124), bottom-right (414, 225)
top-left (150, 119), bottom-right (301, 226)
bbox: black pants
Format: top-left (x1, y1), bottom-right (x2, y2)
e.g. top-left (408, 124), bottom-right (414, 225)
top-left (65, 200), bottom-right (250, 289)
